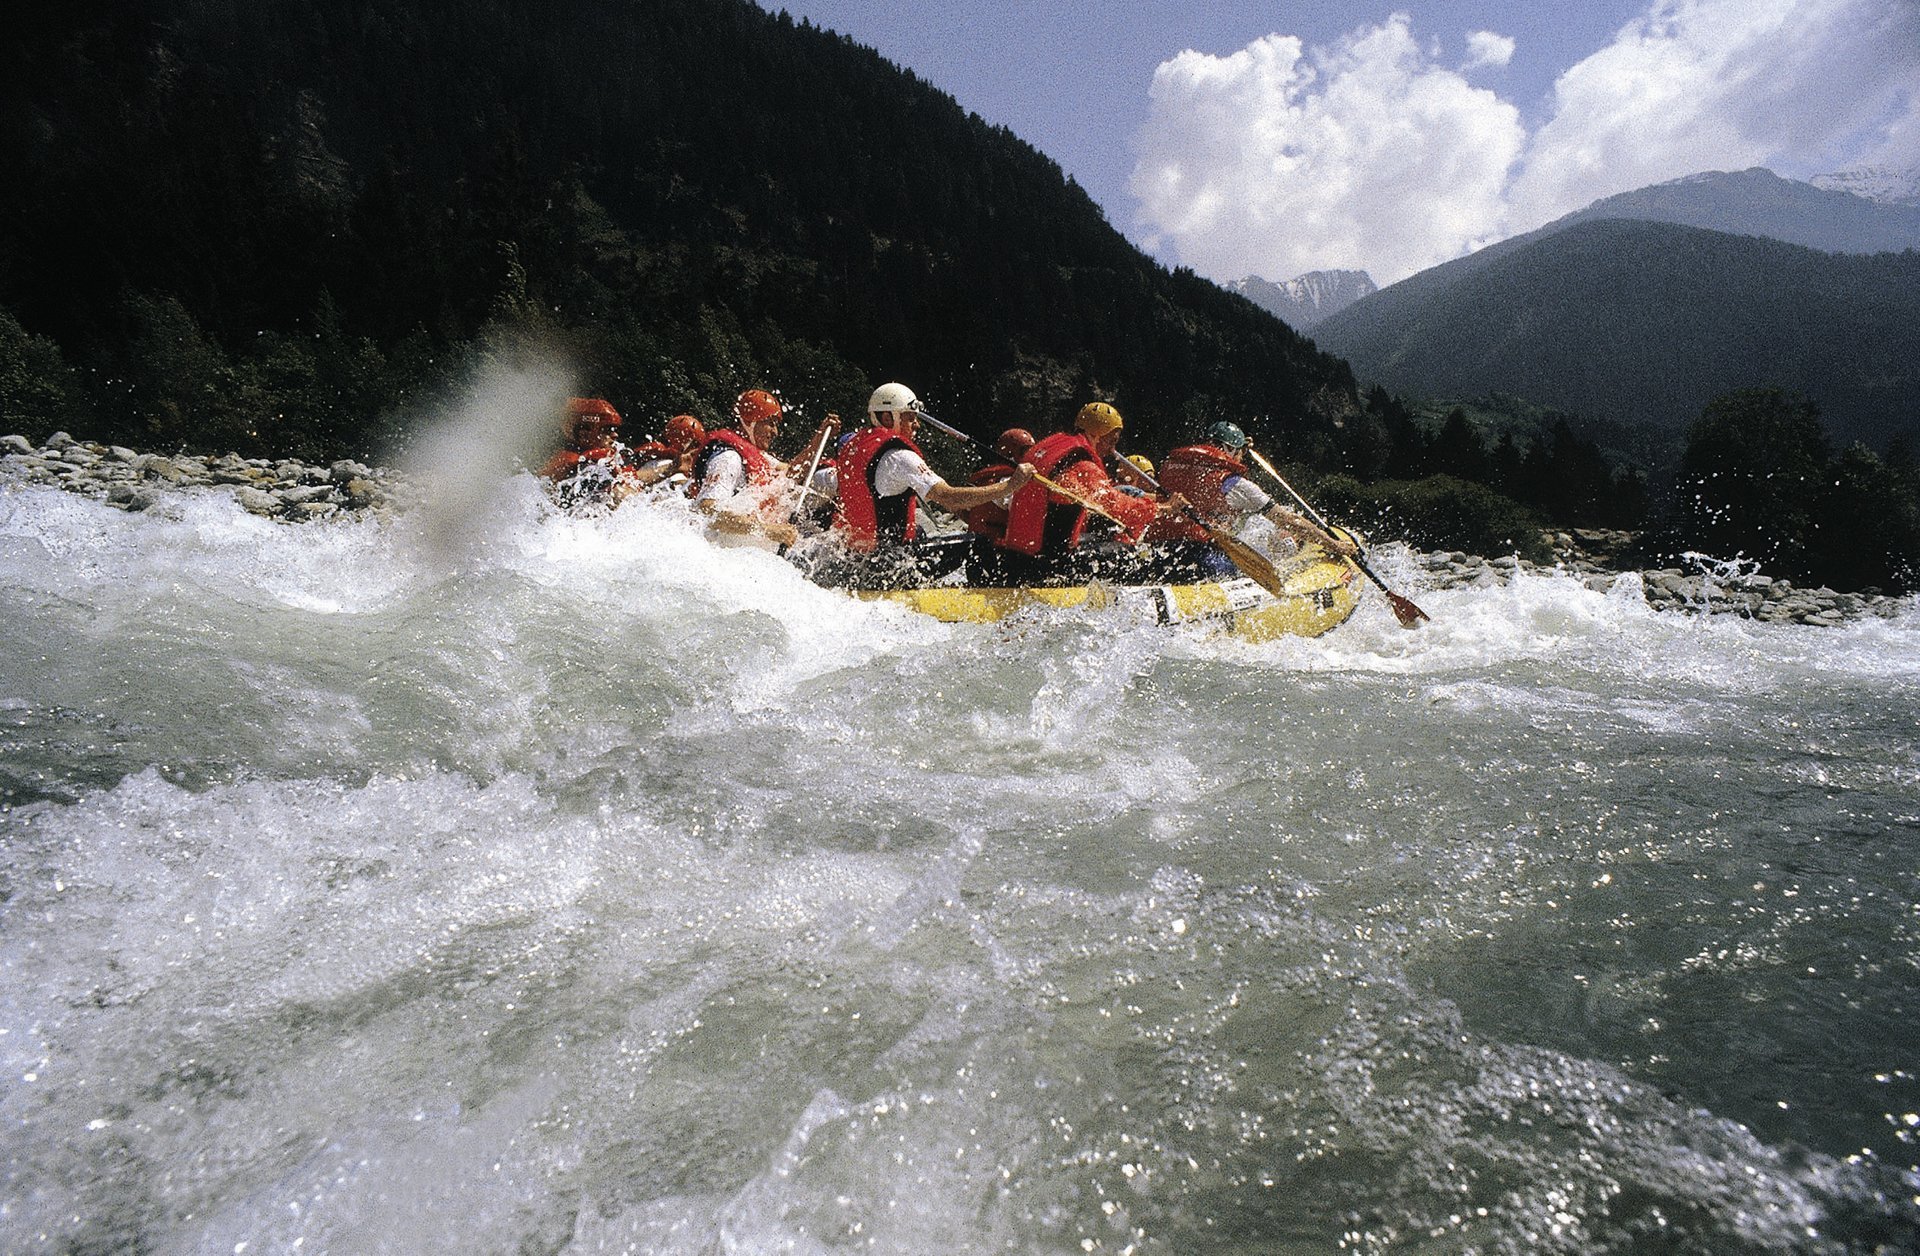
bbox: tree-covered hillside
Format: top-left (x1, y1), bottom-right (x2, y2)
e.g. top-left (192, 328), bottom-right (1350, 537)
top-left (1313, 219), bottom-right (1920, 451)
top-left (2, 0), bottom-right (1358, 461)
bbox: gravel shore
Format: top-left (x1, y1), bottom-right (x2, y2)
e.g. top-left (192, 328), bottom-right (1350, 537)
top-left (3, 433), bottom-right (1906, 625)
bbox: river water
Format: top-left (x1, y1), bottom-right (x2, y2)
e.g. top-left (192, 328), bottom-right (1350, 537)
top-left (3, 472), bottom-right (1918, 1254)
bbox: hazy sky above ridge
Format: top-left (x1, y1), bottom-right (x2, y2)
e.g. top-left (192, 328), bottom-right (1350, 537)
top-left (771, 0), bottom-right (1920, 285)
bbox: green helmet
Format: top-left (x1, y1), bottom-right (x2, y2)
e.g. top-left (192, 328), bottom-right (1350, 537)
top-left (1207, 421), bottom-right (1247, 450)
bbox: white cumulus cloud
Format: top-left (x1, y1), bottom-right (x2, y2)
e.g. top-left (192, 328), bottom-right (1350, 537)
top-left (1130, 0), bottom-right (1920, 288)
top-left (1509, 0), bottom-right (1920, 230)
top-left (1129, 16), bottom-right (1524, 288)
top-left (1463, 31), bottom-right (1517, 70)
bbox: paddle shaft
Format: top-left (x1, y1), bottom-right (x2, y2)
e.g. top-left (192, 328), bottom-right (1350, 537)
top-left (788, 414), bottom-right (841, 517)
top-left (1241, 445), bottom-right (1385, 584)
top-left (1243, 444), bottom-right (1429, 624)
top-left (777, 414), bottom-right (840, 556)
top-left (1027, 470), bottom-right (1126, 527)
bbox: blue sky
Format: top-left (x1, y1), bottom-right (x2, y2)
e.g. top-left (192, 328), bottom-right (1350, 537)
top-left (772, 0), bottom-right (1920, 284)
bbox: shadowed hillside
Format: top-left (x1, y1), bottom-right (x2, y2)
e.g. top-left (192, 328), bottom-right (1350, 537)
top-left (1314, 219), bottom-right (1920, 450)
top-left (1, 0), bottom-right (1357, 459)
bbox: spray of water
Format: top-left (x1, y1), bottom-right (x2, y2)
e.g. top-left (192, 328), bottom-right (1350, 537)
top-left (395, 344), bottom-right (575, 562)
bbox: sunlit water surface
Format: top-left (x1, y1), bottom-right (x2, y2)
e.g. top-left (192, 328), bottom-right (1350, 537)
top-left (3, 477), bottom-right (1918, 1254)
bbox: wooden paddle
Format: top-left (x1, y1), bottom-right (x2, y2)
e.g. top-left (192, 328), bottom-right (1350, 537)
top-left (1242, 443), bottom-right (1429, 627)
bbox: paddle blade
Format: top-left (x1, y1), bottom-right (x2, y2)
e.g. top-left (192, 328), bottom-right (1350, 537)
top-left (1208, 528), bottom-right (1288, 598)
top-left (1383, 588), bottom-right (1430, 628)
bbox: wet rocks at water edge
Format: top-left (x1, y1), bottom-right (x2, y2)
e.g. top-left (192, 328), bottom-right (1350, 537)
top-left (0, 431), bottom-right (417, 521)
top-left (1416, 527), bottom-right (1906, 626)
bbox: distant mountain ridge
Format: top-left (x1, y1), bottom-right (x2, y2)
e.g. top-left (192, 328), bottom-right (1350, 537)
top-left (1227, 270), bottom-right (1377, 328)
top-left (1313, 218), bottom-right (1920, 450)
top-left (1539, 167), bottom-right (1920, 254)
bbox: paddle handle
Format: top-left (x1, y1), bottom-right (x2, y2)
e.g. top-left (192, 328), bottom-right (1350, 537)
top-left (911, 408), bottom-right (974, 445)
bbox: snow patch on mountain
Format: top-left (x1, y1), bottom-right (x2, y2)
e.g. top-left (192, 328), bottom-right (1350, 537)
top-left (1811, 166), bottom-right (1920, 208)
top-left (1228, 270), bottom-right (1377, 328)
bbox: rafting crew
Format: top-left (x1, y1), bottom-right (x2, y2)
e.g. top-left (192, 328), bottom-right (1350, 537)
top-left (799, 382), bottom-right (1033, 588)
top-left (994, 401), bottom-right (1192, 585)
top-left (540, 396), bottom-right (650, 508)
top-left (689, 388), bottom-right (805, 549)
top-left (1145, 421), bottom-right (1358, 577)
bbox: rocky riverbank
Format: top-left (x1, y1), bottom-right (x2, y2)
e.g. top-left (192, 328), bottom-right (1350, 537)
top-left (1417, 527), bottom-right (1908, 626)
top-left (1, 431), bottom-right (417, 520)
top-left (3, 433), bottom-right (1909, 625)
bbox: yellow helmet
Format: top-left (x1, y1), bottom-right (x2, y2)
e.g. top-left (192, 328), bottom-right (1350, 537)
top-left (1125, 453), bottom-right (1155, 476)
top-left (1075, 401), bottom-right (1123, 435)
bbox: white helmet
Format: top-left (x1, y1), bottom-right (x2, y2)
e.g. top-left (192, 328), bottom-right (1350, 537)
top-left (867, 382), bottom-right (920, 417)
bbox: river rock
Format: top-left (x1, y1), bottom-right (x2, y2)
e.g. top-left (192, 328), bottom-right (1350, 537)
top-left (234, 487), bottom-right (281, 516)
top-left (142, 457), bottom-right (189, 484)
top-left (106, 483), bottom-right (157, 512)
top-left (278, 484), bottom-right (335, 506)
top-left (4, 434), bottom-right (34, 455)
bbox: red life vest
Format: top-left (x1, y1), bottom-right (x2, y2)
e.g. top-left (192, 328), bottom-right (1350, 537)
top-left (1155, 444), bottom-right (1249, 541)
top-left (833, 426), bottom-right (924, 552)
top-left (540, 441), bottom-right (640, 505)
top-left (963, 462), bottom-right (1015, 538)
top-left (539, 449), bottom-right (590, 482)
top-left (689, 429), bottom-right (776, 496)
top-left (999, 432), bottom-right (1100, 556)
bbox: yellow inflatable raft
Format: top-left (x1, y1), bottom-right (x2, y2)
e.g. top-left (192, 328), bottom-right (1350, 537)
top-left (852, 551), bottom-right (1361, 641)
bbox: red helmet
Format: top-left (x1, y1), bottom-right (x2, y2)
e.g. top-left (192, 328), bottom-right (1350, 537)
top-left (567, 396), bottom-right (622, 427)
top-left (664, 413), bottom-right (705, 451)
top-left (995, 427), bottom-right (1036, 460)
top-left (732, 388), bottom-right (783, 427)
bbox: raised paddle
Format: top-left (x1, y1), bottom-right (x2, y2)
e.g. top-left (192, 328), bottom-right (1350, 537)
top-left (1104, 460), bottom-right (1294, 600)
top-left (777, 412), bottom-right (841, 556)
top-left (1242, 443), bottom-right (1430, 628)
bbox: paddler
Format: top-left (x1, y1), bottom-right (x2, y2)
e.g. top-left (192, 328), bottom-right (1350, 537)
top-left (1146, 421), bottom-right (1358, 577)
top-left (995, 401), bottom-right (1187, 585)
top-left (960, 427), bottom-right (1036, 543)
top-left (806, 382), bottom-right (1032, 588)
top-left (627, 413), bottom-right (707, 490)
top-left (689, 388), bottom-right (800, 549)
top-left (540, 396), bottom-right (644, 508)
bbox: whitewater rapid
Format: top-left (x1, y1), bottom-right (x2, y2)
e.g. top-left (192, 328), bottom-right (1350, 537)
top-left (3, 476), bottom-right (1918, 1254)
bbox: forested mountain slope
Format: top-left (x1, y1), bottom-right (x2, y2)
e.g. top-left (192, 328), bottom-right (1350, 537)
top-left (1, 0), bottom-right (1356, 458)
top-left (1313, 219), bottom-right (1920, 449)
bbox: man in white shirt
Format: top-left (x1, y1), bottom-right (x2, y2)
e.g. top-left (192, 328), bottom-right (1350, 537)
top-left (689, 388), bottom-right (799, 549)
top-left (804, 382), bottom-right (1031, 586)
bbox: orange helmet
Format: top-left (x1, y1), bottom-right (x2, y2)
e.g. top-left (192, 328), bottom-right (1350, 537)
top-left (995, 427), bottom-right (1036, 460)
top-left (732, 388), bottom-right (783, 427)
top-left (663, 414), bottom-right (705, 451)
top-left (567, 397), bottom-right (622, 427)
